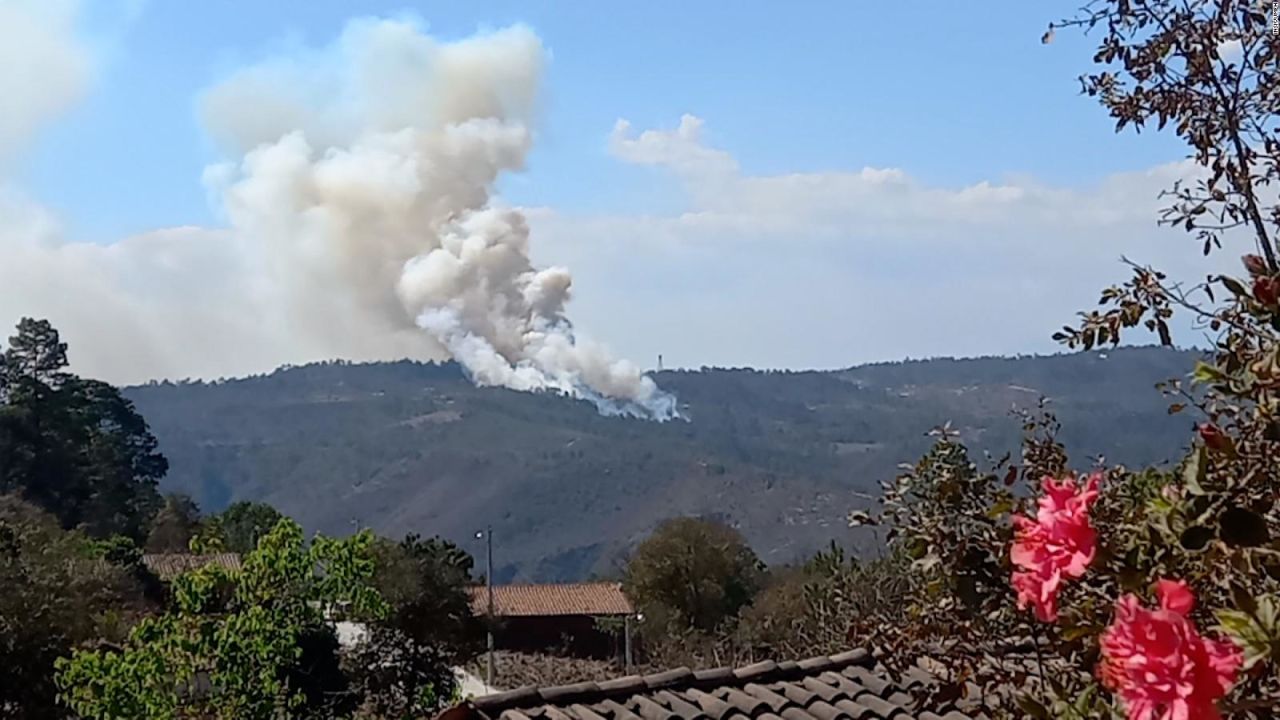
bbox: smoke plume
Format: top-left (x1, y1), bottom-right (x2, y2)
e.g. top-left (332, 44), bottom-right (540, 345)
top-left (199, 20), bottom-right (678, 419)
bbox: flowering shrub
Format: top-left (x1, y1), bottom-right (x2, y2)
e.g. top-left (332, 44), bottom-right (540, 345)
top-left (847, 3), bottom-right (1280, 717)
top-left (851, 393), bottom-right (1274, 718)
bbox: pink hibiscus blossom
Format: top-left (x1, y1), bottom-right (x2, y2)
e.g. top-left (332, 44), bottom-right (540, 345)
top-left (1010, 472), bottom-right (1101, 622)
top-left (1100, 579), bottom-right (1243, 720)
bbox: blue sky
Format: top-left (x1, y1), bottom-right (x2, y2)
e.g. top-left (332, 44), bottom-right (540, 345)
top-left (26, 1), bottom-right (1180, 242)
top-left (1, 1), bottom-right (1217, 392)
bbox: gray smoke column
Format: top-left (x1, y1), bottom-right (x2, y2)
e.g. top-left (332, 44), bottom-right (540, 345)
top-left (199, 19), bottom-right (678, 420)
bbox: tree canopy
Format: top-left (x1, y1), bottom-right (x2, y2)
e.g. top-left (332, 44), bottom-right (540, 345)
top-left (204, 500), bottom-right (285, 554)
top-left (0, 495), bottom-right (152, 719)
top-left (0, 318), bottom-right (166, 540)
top-left (624, 517), bottom-right (764, 635)
top-left (56, 518), bottom-right (387, 719)
top-left (345, 534), bottom-right (481, 717)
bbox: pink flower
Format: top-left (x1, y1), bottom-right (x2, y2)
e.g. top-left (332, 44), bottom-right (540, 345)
top-left (1100, 579), bottom-right (1243, 720)
top-left (1010, 472), bottom-right (1101, 622)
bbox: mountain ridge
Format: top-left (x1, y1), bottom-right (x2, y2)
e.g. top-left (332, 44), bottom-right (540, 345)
top-left (126, 346), bottom-right (1200, 581)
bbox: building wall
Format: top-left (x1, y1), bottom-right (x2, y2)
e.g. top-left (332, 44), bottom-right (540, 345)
top-left (493, 615), bottom-right (623, 660)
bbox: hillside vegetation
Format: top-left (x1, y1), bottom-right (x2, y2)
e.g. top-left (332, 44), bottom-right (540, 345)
top-left (125, 347), bottom-right (1199, 581)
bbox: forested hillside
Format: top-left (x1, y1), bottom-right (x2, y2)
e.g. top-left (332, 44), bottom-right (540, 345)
top-left (126, 346), bottom-right (1200, 581)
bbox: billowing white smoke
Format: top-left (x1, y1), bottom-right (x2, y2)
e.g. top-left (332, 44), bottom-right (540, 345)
top-left (200, 20), bottom-right (678, 420)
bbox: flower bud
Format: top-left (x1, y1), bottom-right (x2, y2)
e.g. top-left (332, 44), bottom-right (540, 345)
top-left (1198, 423), bottom-right (1233, 453)
top-left (1254, 276), bottom-right (1279, 306)
top-left (1243, 254), bottom-right (1269, 277)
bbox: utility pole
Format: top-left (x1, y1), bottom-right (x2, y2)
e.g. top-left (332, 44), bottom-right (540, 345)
top-left (625, 612), bottom-right (643, 673)
top-left (485, 526), bottom-right (494, 688)
top-left (624, 614), bottom-right (633, 672)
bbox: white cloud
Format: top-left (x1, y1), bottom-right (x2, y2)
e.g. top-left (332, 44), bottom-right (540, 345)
top-left (0, 0), bottom-right (92, 168)
top-left (523, 116), bottom-right (1234, 370)
top-left (609, 114), bottom-right (738, 177)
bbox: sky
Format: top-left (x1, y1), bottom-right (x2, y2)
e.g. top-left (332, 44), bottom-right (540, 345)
top-left (0, 0), bottom-right (1233, 398)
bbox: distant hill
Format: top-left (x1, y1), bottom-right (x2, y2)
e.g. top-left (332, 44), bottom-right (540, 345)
top-left (125, 347), bottom-right (1200, 581)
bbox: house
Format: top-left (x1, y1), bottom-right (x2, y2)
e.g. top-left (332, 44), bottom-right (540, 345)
top-left (141, 552), bottom-right (242, 581)
top-left (435, 648), bottom-right (983, 720)
top-left (469, 583), bottom-right (636, 660)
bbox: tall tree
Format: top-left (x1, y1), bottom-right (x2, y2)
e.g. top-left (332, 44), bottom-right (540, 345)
top-left (2, 318), bottom-right (68, 390)
top-left (624, 516), bottom-right (764, 634)
top-left (0, 319), bottom-right (165, 540)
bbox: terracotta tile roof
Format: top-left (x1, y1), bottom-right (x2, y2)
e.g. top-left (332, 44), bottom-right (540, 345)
top-left (142, 553), bottom-right (242, 581)
top-left (439, 649), bottom-right (985, 720)
top-left (468, 583), bottom-right (634, 617)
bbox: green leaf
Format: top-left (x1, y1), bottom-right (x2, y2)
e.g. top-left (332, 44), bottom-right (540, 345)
top-left (1061, 624), bottom-right (1100, 642)
top-left (1215, 608), bottom-right (1272, 669)
top-left (1216, 608), bottom-right (1255, 637)
top-left (1015, 693), bottom-right (1052, 719)
top-left (1220, 275), bottom-right (1250, 297)
top-left (907, 537), bottom-right (928, 560)
top-left (1257, 595), bottom-right (1280, 633)
top-left (1120, 566), bottom-right (1150, 592)
top-left (986, 498), bottom-right (1014, 519)
top-left (1231, 582), bottom-right (1258, 616)
top-left (1192, 361), bottom-right (1228, 385)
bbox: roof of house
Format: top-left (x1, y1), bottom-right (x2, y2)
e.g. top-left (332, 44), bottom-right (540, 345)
top-left (438, 649), bottom-right (982, 720)
top-left (468, 583), bottom-right (634, 617)
top-left (142, 552), bottom-right (242, 581)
